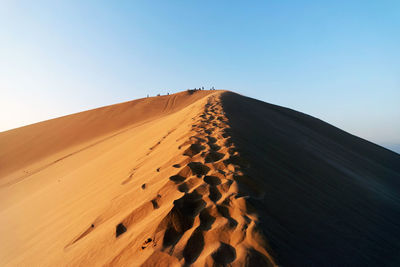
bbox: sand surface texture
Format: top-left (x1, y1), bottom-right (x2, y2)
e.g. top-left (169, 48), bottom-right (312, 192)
top-left (1, 90), bottom-right (400, 266)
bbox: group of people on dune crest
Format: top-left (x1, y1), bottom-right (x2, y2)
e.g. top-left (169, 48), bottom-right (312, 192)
top-left (147, 87), bottom-right (217, 98)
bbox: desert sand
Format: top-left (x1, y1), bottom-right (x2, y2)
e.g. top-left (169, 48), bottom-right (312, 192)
top-left (1, 90), bottom-right (399, 266)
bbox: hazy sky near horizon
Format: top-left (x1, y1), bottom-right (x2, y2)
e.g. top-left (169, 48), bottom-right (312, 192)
top-left (1, 1), bottom-right (399, 147)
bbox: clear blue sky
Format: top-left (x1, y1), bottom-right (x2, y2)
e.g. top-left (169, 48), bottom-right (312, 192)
top-left (1, 1), bottom-right (399, 150)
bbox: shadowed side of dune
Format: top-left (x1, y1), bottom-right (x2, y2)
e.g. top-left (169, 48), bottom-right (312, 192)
top-left (220, 91), bottom-right (400, 266)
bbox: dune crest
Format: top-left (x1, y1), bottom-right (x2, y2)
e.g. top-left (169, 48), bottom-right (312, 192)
top-left (111, 94), bottom-right (276, 266)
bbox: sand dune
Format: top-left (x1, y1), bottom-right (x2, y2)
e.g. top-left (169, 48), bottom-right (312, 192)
top-left (0, 90), bottom-right (399, 266)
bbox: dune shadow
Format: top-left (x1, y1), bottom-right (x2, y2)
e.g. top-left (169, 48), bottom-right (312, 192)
top-left (212, 242), bottom-right (236, 265)
top-left (205, 151), bottom-right (225, 163)
top-left (187, 162), bottom-right (210, 177)
top-left (183, 228), bottom-right (204, 264)
top-left (216, 204), bottom-right (238, 228)
top-left (169, 174), bottom-right (186, 183)
top-left (220, 91), bottom-right (400, 266)
top-left (161, 191), bottom-right (206, 250)
top-left (183, 143), bottom-right (205, 157)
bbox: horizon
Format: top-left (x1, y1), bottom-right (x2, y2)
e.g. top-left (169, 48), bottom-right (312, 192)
top-left (1, 1), bottom-right (399, 152)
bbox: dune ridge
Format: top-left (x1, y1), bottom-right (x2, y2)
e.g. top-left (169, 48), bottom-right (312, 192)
top-left (110, 94), bottom-right (276, 266)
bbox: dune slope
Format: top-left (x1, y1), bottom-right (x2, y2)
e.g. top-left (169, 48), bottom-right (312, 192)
top-left (221, 91), bottom-right (400, 266)
top-left (0, 90), bottom-right (214, 181)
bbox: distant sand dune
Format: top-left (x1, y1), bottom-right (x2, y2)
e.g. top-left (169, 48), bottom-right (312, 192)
top-left (0, 90), bottom-right (399, 266)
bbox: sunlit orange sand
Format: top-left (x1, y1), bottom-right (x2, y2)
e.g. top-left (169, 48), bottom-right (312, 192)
top-left (1, 90), bottom-right (399, 266)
